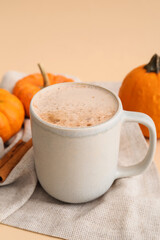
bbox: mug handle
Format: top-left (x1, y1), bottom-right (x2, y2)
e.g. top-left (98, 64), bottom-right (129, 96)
top-left (116, 110), bottom-right (157, 179)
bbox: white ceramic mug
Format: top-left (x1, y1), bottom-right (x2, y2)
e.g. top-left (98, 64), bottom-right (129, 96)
top-left (30, 83), bottom-right (156, 203)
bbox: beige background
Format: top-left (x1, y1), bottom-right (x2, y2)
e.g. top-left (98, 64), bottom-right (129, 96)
top-left (0, 0), bottom-right (160, 239)
top-left (0, 0), bottom-right (160, 82)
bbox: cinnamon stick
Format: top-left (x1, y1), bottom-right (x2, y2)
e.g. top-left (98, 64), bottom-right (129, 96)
top-left (0, 139), bottom-right (32, 183)
top-left (0, 140), bottom-right (25, 168)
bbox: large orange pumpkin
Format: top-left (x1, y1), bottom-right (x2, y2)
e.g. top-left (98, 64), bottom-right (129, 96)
top-left (119, 54), bottom-right (160, 138)
top-left (0, 89), bottom-right (25, 142)
top-left (13, 65), bottom-right (74, 117)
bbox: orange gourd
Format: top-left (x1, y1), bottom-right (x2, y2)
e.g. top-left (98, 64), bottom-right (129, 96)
top-left (119, 54), bottom-right (160, 138)
top-left (13, 65), bottom-right (74, 117)
top-left (0, 89), bottom-right (25, 142)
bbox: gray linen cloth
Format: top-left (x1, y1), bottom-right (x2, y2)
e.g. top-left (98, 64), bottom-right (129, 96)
top-left (0, 78), bottom-right (160, 240)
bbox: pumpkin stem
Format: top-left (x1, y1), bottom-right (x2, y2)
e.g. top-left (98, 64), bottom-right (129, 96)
top-left (38, 63), bottom-right (50, 87)
top-left (144, 54), bottom-right (160, 74)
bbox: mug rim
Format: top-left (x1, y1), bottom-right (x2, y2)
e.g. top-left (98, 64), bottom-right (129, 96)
top-left (30, 82), bottom-right (123, 137)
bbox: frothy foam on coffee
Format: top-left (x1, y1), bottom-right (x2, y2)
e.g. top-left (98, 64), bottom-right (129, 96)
top-left (33, 84), bottom-right (118, 127)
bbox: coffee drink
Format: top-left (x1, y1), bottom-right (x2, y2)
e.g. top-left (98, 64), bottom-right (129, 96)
top-left (33, 84), bottom-right (118, 127)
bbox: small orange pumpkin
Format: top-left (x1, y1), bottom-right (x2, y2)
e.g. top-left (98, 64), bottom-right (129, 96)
top-left (0, 89), bottom-right (25, 142)
top-left (119, 54), bottom-right (160, 138)
top-left (13, 65), bottom-right (74, 117)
